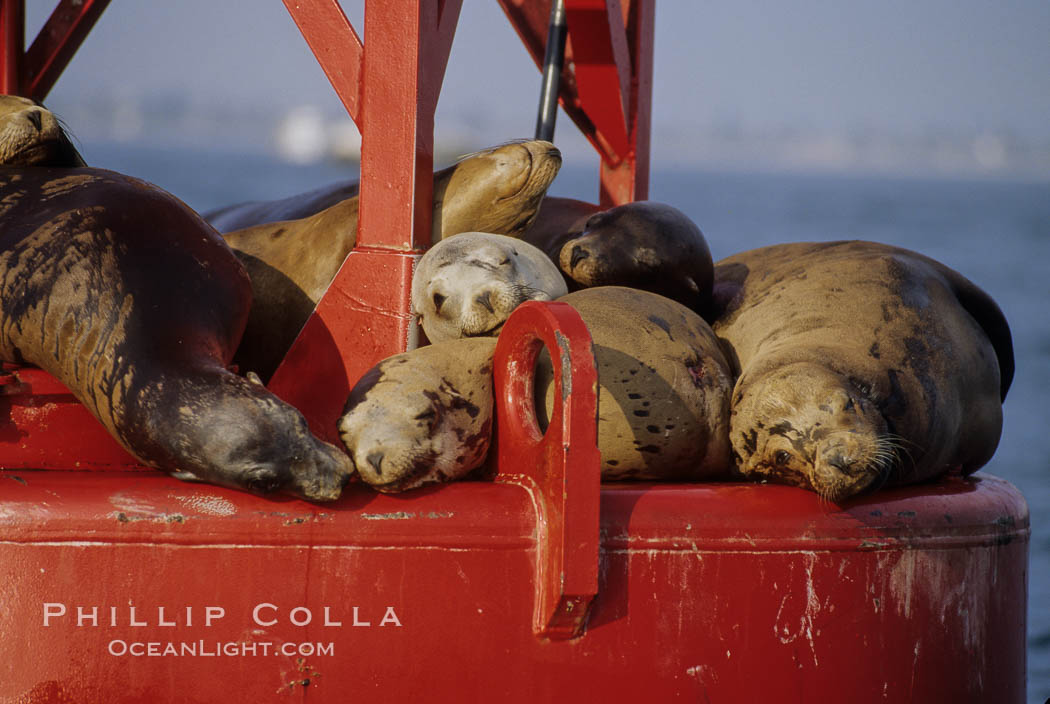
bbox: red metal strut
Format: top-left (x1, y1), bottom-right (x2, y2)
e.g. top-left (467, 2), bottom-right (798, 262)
top-left (0, 0), bottom-right (110, 99)
top-left (269, 0), bottom-right (653, 443)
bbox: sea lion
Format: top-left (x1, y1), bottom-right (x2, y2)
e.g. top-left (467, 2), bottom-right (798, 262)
top-left (0, 95), bottom-right (85, 168)
top-left (337, 338), bottom-right (497, 493)
top-left (557, 201), bottom-right (715, 314)
top-left (206, 139), bottom-right (562, 234)
top-left (0, 165), bottom-right (353, 501)
top-left (218, 139), bottom-right (562, 380)
top-left (535, 286), bottom-right (733, 480)
top-left (521, 199), bottom-right (715, 313)
top-left (411, 232), bottom-right (567, 343)
top-left (518, 195), bottom-right (601, 262)
top-left (711, 240), bottom-right (1013, 502)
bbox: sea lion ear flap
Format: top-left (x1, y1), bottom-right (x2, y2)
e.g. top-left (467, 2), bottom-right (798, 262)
top-left (685, 276), bottom-right (700, 295)
top-left (246, 371), bottom-right (263, 386)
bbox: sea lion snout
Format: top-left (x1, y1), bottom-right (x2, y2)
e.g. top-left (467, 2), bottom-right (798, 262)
top-left (569, 244), bottom-right (589, 269)
top-left (288, 439), bottom-right (354, 502)
top-left (812, 439), bottom-right (888, 503)
top-left (412, 233), bottom-right (566, 342)
top-left (0, 95), bottom-right (85, 167)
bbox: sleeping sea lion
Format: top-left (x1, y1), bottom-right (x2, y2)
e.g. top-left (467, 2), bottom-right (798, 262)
top-left (711, 240), bottom-right (1013, 502)
top-left (0, 163), bottom-right (352, 501)
top-left (411, 232), bottom-right (567, 343)
top-left (337, 338), bottom-right (497, 493)
top-left (217, 140), bottom-right (562, 380)
top-left (0, 95), bottom-right (84, 168)
top-left (535, 287), bottom-right (733, 480)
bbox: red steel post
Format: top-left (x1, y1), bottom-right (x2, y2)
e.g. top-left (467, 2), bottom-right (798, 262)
top-left (0, 0), bottom-right (23, 94)
top-left (597, 0), bottom-right (652, 206)
top-left (498, 0), bottom-right (653, 206)
top-left (269, 0), bottom-right (462, 443)
top-left (21, 0), bottom-right (109, 100)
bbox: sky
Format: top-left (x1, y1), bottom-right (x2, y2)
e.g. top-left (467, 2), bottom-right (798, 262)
top-left (23, 1), bottom-right (1050, 172)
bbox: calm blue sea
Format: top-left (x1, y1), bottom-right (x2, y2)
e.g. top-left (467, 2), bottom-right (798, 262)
top-left (82, 141), bottom-right (1050, 703)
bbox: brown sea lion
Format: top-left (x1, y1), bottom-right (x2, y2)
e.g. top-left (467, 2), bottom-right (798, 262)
top-left (411, 232), bottom-right (567, 343)
top-left (337, 338), bottom-right (497, 493)
top-left (535, 286), bottom-right (733, 480)
top-left (0, 166), bottom-right (353, 501)
top-left (0, 95), bottom-right (85, 168)
top-left (712, 240), bottom-right (1013, 502)
top-left (218, 140), bottom-right (562, 380)
top-left (521, 199), bottom-right (715, 314)
top-left (518, 195), bottom-right (601, 261)
top-left (557, 201), bottom-right (715, 314)
top-left (205, 139), bottom-right (561, 234)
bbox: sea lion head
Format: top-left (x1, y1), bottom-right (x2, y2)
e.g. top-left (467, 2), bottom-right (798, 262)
top-left (435, 139), bottom-right (561, 239)
top-left (558, 202), bottom-right (712, 308)
top-left (0, 95), bottom-right (85, 167)
top-left (412, 232), bottom-right (567, 342)
top-left (337, 340), bottom-right (496, 493)
top-left (164, 372), bottom-right (354, 502)
top-left (730, 362), bottom-right (894, 503)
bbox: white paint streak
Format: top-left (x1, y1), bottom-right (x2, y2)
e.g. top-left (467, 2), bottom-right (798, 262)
top-left (887, 547), bottom-right (996, 663)
top-left (772, 551), bottom-right (822, 667)
top-left (171, 493), bottom-right (237, 517)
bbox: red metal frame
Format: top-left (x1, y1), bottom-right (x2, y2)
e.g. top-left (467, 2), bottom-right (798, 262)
top-left (268, 0), bottom-right (652, 444)
top-left (0, 0), bottom-right (109, 99)
top-left (498, 0), bottom-right (653, 206)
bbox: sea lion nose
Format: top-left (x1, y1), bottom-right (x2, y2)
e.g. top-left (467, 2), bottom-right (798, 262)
top-left (570, 245), bottom-right (589, 269)
top-left (475, 291), bottom-right (495, 314)
top-left (826, 452), bottom-right (848, 471)
top-left (366, 451), bottom-right (385, 476)
top-left (26, 109), bottom-right (42, 132)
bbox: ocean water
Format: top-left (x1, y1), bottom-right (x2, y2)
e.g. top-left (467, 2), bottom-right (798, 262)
top-left (82, 141), bottom-right (1050, 702)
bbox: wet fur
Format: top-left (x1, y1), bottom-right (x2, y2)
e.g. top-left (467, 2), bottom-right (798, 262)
top-left (0, 164), bottom-right (352, 501)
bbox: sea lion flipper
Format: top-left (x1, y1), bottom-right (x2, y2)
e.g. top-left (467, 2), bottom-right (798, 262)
top-left (951, 276), bottom-right (1014, 400)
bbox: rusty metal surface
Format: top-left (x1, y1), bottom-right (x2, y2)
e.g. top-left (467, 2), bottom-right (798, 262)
top-left (0, 471), bottom-right (1028, 702)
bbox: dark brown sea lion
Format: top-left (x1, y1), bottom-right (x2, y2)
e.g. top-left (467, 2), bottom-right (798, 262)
top-left (217, 140), bottom-right (562, 380)
top-left (521, 199), bottom-right (715, 314)
top-left (518, 195), bottom-right (601, 261)
top-left (0, 95), bottom-right (85, 168)
top-left (0, 166), bottom-right (353, 501)
top-left (557, 201), bottom-right (715, 313)
top-left (712, 240), bottom-right (1013, 502)
top-left (337, 338), bottom-right (497, 493)
top-left (535, 286), bottom-right (733, 480)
